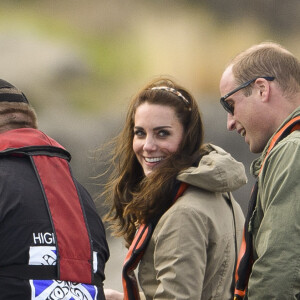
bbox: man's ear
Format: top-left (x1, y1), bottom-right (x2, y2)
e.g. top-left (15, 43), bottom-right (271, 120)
top-left (255, 78), bottom-right (271, 102)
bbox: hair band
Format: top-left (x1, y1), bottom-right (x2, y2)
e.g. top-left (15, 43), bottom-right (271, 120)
top-left (151, 86), bottom-right (190, 107)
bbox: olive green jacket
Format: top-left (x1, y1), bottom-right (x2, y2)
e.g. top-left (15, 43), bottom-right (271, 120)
top-left (247, 106), bottom-right (300, 299)
top-left (138, 144), bottom-right (246, 300)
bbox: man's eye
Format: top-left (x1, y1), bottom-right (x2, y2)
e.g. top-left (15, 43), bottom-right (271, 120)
top-left (227, 101), bottom-right (234, 109)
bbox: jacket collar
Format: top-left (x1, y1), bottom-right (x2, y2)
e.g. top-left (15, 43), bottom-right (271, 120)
top-left (251, 106), bottom-right (300, 177)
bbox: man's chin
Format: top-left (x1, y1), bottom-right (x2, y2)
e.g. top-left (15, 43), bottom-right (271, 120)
top-left (249, 143), bottom-right (264, 154)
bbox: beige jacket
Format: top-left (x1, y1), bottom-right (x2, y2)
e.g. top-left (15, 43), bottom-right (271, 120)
top-left (138, 145), bottom-right (246, 300)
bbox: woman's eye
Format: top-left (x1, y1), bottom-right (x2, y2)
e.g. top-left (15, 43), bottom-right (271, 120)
top-left (134, 130), bottom-right (145, 137)
top-left (158, 130), bottom-right (170, 137)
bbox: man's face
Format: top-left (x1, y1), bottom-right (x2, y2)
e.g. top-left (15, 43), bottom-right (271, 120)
top-left (219, 66), bottom-right (271, 153)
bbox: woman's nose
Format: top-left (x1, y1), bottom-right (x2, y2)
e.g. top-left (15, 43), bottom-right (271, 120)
top-left (227, 113), bottom-right (236, 131)
top-left (143, 136), bottom-right (156, 151)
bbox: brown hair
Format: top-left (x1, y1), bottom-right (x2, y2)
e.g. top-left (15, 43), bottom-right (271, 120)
top-left (102, 77), bottom-right (205, 246)
top-left (0, 88), bottom-right (38, 132)
top-left (231, 41), bottom-right (300, 97)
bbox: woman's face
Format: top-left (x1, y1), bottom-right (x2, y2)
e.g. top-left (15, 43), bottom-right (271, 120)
top-left (133, 102), bottom-right (184, 176)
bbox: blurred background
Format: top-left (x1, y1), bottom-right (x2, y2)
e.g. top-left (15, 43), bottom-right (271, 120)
top-left (1, 0), bottom-right (299, 291)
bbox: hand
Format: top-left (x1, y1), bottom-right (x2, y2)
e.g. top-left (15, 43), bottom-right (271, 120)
top-left (104, 288), bottom-right (124, 300)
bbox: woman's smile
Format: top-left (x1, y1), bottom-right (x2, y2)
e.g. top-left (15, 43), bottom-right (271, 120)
top-left (144, 156), bottom-right (165, 163)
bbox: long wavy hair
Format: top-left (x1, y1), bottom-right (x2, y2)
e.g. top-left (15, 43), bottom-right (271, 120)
top-left (102, 77), bottom-right (206, 246)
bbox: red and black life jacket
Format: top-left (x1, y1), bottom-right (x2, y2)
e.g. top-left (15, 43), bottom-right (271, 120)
top-left (0, 128), bottom-right (94, 284)
top-left (234, 116), bottom-right (300, 300)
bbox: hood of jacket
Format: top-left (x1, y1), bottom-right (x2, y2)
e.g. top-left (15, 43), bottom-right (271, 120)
top-left (177, 144), bottom-right (247, 193)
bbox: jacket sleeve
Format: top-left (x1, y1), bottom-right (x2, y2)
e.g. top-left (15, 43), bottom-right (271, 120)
top-left (248, 140), bottom-right (300, 299)
top-left (152, 206), bottom-right (208, 300)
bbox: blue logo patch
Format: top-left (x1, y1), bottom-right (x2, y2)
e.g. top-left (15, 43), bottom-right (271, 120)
top-left (28, 246), bottom-right (99, 299)
top-left (29, 280), bottom-right (98, 300)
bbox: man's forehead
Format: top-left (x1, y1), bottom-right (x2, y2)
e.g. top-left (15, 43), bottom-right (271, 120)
top-left (220, 65), bottom-right (236, 93)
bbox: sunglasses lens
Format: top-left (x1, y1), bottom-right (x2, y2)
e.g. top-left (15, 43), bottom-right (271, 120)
top-left (220, 98), bottom-right (234, 115)
top-left (225, 103), bottom-right (234, 115)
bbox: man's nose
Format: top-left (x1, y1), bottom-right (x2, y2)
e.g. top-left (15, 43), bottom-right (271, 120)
top-left (227, 113), bottom-right (236, 131)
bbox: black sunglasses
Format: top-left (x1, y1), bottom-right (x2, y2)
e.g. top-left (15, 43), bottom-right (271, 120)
top-left (220, 76), bottom-right (275, 115)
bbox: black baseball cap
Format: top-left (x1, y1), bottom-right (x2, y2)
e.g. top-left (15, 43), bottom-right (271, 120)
top-left (0, 79), bottom-right (29, 104)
